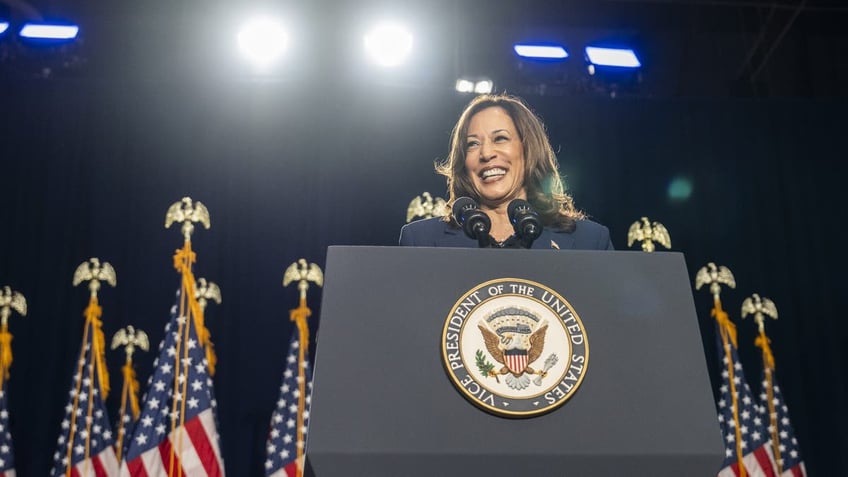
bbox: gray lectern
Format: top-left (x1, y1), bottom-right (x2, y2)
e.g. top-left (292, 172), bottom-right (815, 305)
top-left (305, 246), bottom-right (723, 477)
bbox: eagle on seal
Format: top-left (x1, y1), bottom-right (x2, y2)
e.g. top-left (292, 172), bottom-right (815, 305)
top-left (478, 321), bottom-right (548, 390)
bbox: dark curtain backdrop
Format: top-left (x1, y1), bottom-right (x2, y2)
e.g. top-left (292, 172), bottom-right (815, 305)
top-left (0, 78), bottom-right (844, 476)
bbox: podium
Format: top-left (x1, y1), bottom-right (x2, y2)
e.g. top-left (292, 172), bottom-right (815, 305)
top-left (305, 246), bottom-right (723, 477)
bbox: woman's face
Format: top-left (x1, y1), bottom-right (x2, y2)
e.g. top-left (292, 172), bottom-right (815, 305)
top-left (463, 106), bottom-right (527, 208)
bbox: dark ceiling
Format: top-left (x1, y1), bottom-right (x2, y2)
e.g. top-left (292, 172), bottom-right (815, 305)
top-left (2, 0), bottom-right (847, 98)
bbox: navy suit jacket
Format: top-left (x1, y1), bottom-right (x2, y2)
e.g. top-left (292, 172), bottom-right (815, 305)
top-left (398, 217), bottom-right (614, 250)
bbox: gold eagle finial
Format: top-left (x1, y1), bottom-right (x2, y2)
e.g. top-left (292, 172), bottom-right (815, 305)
top-left (111, 325), bottom-right (150, 362)
top-left (0, 286), bottom-right (26, 382)
top-left (741, 293), bottom-right (778, 333)
top-left (283, 258), bottom-right (323, 300)
top-left (627, 216), bottom-right (671, 252)
top-left (165, 197), bottom-right (211, 241)
top-left (72, 257), bottom-right (117, 298)
top-left (406, 192), bottom-right (448, 223)
top-left (0, 286), bottom-right (27, 326)
top-left (194, 277), bottom-right (222, 311)
top-left (694, 262), bottom-right (736, 300)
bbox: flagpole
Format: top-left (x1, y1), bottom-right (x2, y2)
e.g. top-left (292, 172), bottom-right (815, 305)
top-left (695, 262), bottom-right (746, 477)
top-left (743, 294), bottom-right (781, 474)
top-left (111, 325), bottom-right (148, 463)
top-left (164, 196), bottom-right (213, 477)
top-left (283, 259), bottom-right (323, 477)
top-left (65, 258), bottom-right (116, 477)
top-left (291, 292), bottom-right (310, 477)
top-left (713, 298), bottom-right (747, 477)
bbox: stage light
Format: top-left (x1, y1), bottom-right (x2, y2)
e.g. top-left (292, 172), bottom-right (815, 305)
top-left (455, 77), bottom-right (494, 94)
top-left (474, 79), bottom-right (493, 94)
top-left (237, 17), bottom-right (288, 69)
top-left (455, 79), bottom-right (474, 93)
top-left (513, 43), bottom-right (568, 60)
top-left (584, 46), bottom-right (641, 68)
top-left (363, 21), bottom-right (413, 67)
top-left (19, 22), bottom-right (79, 40)
top-left (1, 21), bottom-right (9, 35)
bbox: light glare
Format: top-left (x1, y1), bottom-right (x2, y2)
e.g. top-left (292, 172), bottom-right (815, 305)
top-left (585, 46), bottom-right (641, 68)
top-left (474, 80), bottom-right (493, 94)
top-left (455, 79), bottom-right (474, 93)
top-left (513, 44), bottom-right (568, 59)
top-left (237, 18), bottom-right (288, 68)
top-left (19, 23), bottom-right (79, 40)
top-left (0, 22), bottom-right (9, 35)
top-left (364, 22), bottom-right (413, 67)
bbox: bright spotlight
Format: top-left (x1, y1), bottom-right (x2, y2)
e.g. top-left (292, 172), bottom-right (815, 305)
top-left (513, 44), bottom-right (568, 60)
top-left (584, 46), bottom-right (641, 68)
top-left (455, 79), bottom-right (474, 93)
top-left (363, 22), bottom-right (413, 67)
top-left (237, 17), bottom-right (288, 69)
top-left (455, 77), bottom-right (494, 94)
top-left (19, 23), bottom-right (79, 40)
top-left (474, 79), bottom-right (493, 94)
top-left (0, 22), bottom-right (9, 35)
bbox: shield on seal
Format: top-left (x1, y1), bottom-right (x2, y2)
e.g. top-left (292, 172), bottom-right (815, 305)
top-left (503, 348), bottom-right (529, 375)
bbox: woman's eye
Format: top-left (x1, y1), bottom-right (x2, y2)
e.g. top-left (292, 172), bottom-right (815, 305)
top-left (495, 135), bottom-right (508, 142)
top-left (466, 141), bottom-right (480, 149)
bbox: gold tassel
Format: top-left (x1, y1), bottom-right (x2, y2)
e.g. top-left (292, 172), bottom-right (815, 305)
top-left (174, 242), bottom-right (217, 376)
top-left (123, 362), bottom-right (141, 419)
top-left (205, 343), bottom-right (217, 376)
top-left (711, 305), bottom-right (738, 348)
top-left (0, 323), bottom-right (12, 381)
top-left (754, 334), bottom-right (775, 371)
top-left (86, 299), bottom-right (110, 399)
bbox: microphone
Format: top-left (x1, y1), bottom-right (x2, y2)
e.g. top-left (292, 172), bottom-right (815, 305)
top-left (452, 197), bottom-right (492, 247)
top-left (508, 199), bottom-right (542, 249)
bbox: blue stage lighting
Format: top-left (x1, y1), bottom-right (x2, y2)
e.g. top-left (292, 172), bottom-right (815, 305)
top-left (584, 46), bottom-right (640, 68)
top-left (19, 23), bottom-right (79, 40)
top-left (0, 21), bottom-right (9, 35)
top-left (513, 44), bottom-right (568, 60)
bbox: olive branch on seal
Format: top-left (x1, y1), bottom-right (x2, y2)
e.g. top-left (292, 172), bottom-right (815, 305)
top-left (475, 350), bottom-right (500, 383)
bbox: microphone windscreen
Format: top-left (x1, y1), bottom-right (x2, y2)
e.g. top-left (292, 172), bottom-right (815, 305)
top-left (452, 196), bottom-right (478, 224)
top-left (507, 199), bottom-right (532, 221)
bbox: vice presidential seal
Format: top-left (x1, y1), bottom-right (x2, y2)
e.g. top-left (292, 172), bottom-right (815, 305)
top-left (441, 278), bottom-right (588, 417)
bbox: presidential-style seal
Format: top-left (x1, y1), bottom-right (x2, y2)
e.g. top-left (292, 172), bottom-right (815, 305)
top-left (441, 278), bottom-right (588, 417)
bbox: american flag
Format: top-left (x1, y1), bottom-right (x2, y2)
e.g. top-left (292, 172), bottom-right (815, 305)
top-left (50, 316), bottom-right (119, 476)
top-left (714, 323), bottom-right (777, 477)
top-left (0, 389), bottom-right (15, 477)
top-left (264, 330), bottom-right (312, 477)
top-left (758, 374), bottom-right (807, 477)
top-left (120, 289), bottom-right (224, 476)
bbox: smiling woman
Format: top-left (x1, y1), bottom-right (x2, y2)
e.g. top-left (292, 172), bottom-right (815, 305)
top-left (398, 93), bottom-right (614, 250)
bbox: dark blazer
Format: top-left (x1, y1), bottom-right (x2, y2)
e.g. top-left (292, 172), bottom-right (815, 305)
top-left (398, 217), bottom-right (614, 250)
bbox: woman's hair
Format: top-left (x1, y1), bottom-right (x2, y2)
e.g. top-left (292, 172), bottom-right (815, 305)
top-left (435, 93), bottom-right (584, 231)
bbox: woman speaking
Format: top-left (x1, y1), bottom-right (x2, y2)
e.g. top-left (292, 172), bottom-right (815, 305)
top-left (399, 93), bottom-right (613, 250)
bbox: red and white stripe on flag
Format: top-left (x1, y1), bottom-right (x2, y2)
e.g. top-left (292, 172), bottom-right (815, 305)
top-left (718, 444), bottom-right (777, 477)
top-left (782, 462), bottom-right (806, 477)
top-left (69, 448), bottom-right (119, 477)
top-left (120, 409), bottom-right (224, 477)
top-left (266, 460), bottom-right (298, 477)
